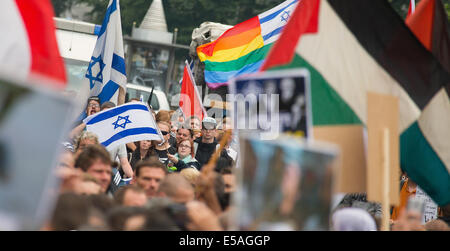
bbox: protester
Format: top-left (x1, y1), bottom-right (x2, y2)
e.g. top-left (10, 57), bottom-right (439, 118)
top-left (187, 115), bottom-right (202, 139)
top-left (75, 144), bottom-right (113, 194)
top-left (107, 206), bottom-right (148, 231)
top-left (220, 167), bottom-right (236, 194)
top-left (175, 125), bottom-right (193, 147)
top-left (391, 175), bottom-right (417, 221)
top-left (114, 185), bottom-right (147, 207)
top-left (167, 139), bottom-right (200, 172)
top-left (331, 208), bottom-right (377, 231)
top-left (133, 158), bottom-right (168, 198)
top-left (130, 140), bottom-right (157, 170)
top-left (45, 192), bottom-right (107, 231)
top-left (69, 96), bottom-right (101, 140)
top-left (179, 168), bottom-right (200, 187)
top-left (157, 173), bottom-right (195, 204)
top-left (73, 173), bottom-right (103, 195)
top-left (153, 121), bottom-right (177, 165)
top-left (193, 117), bottom-right (219, 168)
top-left (73, 131), bottom-right (99, 159)
top-left (333, 193), bottom-right (382, 230)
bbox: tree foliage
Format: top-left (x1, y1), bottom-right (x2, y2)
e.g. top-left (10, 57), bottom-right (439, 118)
top-left (52, 0), bottom-right (450, 46)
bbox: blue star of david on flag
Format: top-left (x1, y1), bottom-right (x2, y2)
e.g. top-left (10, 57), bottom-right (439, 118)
top-left (281, 10), bottom-right (291, 23)
top-left (112, 115), bottom-right (132, 129)
top-left (86, 56), bottom-right (106, 89)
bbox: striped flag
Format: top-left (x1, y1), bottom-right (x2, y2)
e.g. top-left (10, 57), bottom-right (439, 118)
top-left (0, 0), bottom-right (66, 88)
top-left (85, 0), bottom-right (126, 105)
top-left (197, 0), bottom-right (299, 89)
top-left (83, 102), bottom-right (163, 150)
top-left (180, 60), bottom-right (207, 120)
top-left (262, 0), bottom-right (450, 205)
top-left (406, 0), bottom-right (450, 73)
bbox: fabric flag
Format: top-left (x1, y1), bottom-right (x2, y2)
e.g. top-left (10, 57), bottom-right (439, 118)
top-left (83, 102), bottom-right (163, 150)
top-left (262, 0), bottom-right (450, 205)
top-left (179, 60), bottom-right (207, 120)
top-left (197, 0), bottom-right (299, 89)
top-left (0, 0), bottom-right (66, 89)
top-left (406, 0), bottom-right (450, 73)
top-left (407, 0), bottom-right (415, 18)
top-left (85, 0), bottom-right (126, 105)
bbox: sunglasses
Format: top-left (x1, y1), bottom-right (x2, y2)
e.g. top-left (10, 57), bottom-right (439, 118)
top-left (161, 131), bottom-right (169, 136)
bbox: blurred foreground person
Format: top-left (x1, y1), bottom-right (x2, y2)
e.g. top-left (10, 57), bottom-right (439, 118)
top-left (133, 159), bottom-right (168, 198)
top-left (75, 145), bottom-right (113, 194)
top-left (157, 173), bottom-right (195, 204)
top-left (114, 185), bottom-right (147, 207)
top-left (331, 208), bottom-right (377, 231)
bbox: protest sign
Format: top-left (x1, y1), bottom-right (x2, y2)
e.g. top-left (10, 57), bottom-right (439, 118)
top-left (0, 75), bottom-right (73, 230)
top-left (228, 69), bottom-right (312, 140)
top-left (234, 136), bottom-right (338, 230)
top-left (415, 186), bottom-right (438, 224)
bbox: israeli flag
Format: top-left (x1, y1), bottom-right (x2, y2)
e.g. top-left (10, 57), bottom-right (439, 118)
top-left (85, 0), bottom-right (126, 105)
top-left (258, 0), bottom-right (299, 45)
top-left (83, 102), bottom-right (163, 150)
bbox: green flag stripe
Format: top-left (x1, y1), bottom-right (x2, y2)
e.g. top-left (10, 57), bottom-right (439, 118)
top-left (400, 121), bottom-right (450, 206)
top-left (270, 54), bottom-right (363, 126)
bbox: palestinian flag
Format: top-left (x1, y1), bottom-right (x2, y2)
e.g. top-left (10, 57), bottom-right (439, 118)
top-left (262, 0), bottom-right (450, 205)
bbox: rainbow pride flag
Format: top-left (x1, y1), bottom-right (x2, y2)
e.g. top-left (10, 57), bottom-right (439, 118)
top-left (197, 0), bottom-right (299, 89)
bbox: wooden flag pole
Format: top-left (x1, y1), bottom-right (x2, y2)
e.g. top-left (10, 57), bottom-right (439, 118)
top-left (382, 128), bottom-right (390, 231)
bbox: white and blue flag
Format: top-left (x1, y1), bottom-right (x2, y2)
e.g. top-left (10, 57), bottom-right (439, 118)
top-left (85, 0), bottom-right (126, 105)
top-left (258, 0), bottom-right (299, 45)
top-left (83, 102), bottom-right (163, 150)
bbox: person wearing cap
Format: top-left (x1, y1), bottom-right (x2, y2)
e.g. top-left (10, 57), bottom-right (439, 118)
top-left (193, 117), bottom-right (230, 168)
top-left (69, 96), bottom-right (101, 140)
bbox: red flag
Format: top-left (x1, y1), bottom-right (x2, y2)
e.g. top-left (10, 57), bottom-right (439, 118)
top-left (406, 0), bottom-right (450, 72)
top-left (407, 0), bottom-right (415, 19)
top-left (0, 0), bottom-right (67, 89)
top-left (179, 61), bottom-right (206, 120)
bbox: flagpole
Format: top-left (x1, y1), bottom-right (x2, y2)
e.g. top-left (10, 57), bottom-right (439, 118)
top-left (185, 60), bottom-right (207, 118)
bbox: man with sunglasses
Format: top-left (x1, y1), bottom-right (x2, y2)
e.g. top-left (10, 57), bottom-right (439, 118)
top-left (154, 121), bottom-right (177, 166)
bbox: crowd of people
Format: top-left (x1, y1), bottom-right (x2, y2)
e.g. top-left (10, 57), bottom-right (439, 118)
top-left (45, 96), bottom-right (236, 231)
top-left (44, 96), bottom-right (449, 231)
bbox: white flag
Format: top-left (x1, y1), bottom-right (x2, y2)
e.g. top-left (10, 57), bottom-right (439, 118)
top-left (83, 102), bottom-right (163, 150)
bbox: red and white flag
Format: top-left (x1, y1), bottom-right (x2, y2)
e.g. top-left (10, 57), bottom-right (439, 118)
top-left (179, 61), bottom-right (206, 121)
top-left (407, 0), bottom-right (415, 18)
top-left (0, 0), bottom-right (66, 89)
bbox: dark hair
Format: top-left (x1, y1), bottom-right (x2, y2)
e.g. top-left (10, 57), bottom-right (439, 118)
top-left (107, 206), bottom-right (148, 231)
top-left (214, 153), bottom-right (235, 173)
top-left (177, 125), bottom-right (194, 139)
top-left (114, 185), bottom-right (145, 205)
top-left (87, 194), bottom-right (116, 214)
top-left (135, 158), bottom-right (168, 177)
top-left (143, 198), bottom-right (188, 231)
top-left (75, 145), bottom-right (112, 172)
top-left (50, 193), bottom-right (92, 231)
top-left (220, 166), bottom-right (234, 175)
top-left (101, 101), bottom-right (116, 110)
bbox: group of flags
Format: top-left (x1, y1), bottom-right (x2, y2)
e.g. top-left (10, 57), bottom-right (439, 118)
top-left (0, 0), bottom-right (448, 207)
top-left (195, 0), bottom-right (450, 206)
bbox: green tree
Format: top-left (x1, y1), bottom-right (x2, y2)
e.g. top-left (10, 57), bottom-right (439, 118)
top-left (52, 0), bottom-right (450, 46)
